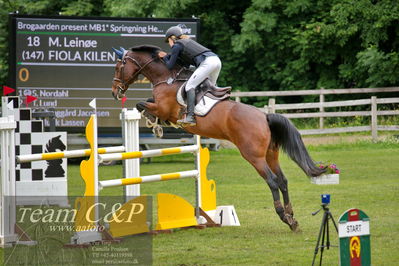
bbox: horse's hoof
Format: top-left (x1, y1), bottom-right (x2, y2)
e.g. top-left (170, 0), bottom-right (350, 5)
top-left (152, 125), bottom-right (163, 138)
top-left (142, 111), bottom-right (156, 123)
top-left (289, 219), bottom-right (300, 232)
top-left (285, 214), bottom-right (300, 232)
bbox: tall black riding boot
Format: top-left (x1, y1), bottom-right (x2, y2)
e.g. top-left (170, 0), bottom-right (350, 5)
top-left (177, 88), bottom-right (196, 126)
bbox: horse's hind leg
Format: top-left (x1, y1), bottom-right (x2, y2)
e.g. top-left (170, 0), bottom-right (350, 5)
top-left (266, 146), bottom-right (299, 231)
top-left (229, 112), bottom-right (297, 231)
top-left (237, 142), bottom-right (295, 231)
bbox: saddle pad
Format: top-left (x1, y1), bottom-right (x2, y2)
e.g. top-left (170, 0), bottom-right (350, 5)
top-left (176, 84), bottom-right (219, 117)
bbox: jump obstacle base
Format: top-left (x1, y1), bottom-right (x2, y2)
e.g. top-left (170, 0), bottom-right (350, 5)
top-left (71, 110), bottom-right (219, 244)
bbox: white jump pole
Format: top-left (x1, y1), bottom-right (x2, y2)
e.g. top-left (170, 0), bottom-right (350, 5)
top-left (16, 146), bottom-right (125, 163)
top-left (99, 170), bottom-right (199, 188)
top-left (0, 116), bottom-right (18, 247)
top-left (98, 145), bottom-right (199, 162)
top-left (121, 108), bottom-right (141, 200)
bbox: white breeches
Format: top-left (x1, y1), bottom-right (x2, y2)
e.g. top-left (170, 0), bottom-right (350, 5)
top-left (185, 56), bottom-right (221, 91)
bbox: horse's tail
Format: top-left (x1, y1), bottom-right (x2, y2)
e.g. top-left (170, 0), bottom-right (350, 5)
top-left (266, 113), bottom-right (326, 177)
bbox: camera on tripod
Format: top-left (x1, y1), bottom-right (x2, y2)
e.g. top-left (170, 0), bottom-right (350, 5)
top-left (312, 193), bottom-right (338, 266)
top-left (321, 194), bottom-right (330, 206)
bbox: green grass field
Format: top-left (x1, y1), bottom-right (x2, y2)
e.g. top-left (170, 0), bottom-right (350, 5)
top-left (2, 138), bottom-right (399, 265)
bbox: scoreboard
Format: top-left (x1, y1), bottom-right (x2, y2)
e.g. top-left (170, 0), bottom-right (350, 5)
top-left (9, 14), bottom-right (198, 131)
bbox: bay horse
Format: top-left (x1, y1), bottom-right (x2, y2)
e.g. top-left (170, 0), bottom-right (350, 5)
top-left (111, 45), bottom-right (326, 231)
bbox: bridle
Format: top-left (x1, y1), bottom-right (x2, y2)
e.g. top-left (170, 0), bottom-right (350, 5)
top-left (113, 51), bottom-right (191, 98)
top-left (113, 52), bottom-right (156, 97)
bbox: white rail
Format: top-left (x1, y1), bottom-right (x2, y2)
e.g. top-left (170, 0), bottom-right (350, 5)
top-left (99, 145), bottom-right (199, 163)
top-left (99, 170), bottom-right (199, 189)
top-left (16, 146), bottom-right (126, 163)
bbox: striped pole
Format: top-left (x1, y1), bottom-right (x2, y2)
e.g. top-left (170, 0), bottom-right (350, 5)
top-left (16, 146), bottom-right (126, 163)
top-left (99, 170), bottom-right (199, 189)
top-left (99, 145), bottom-right (198, 162)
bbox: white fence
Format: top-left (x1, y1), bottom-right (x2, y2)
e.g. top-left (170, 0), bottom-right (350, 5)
top-left (231, 87), bottom-right (399, 141)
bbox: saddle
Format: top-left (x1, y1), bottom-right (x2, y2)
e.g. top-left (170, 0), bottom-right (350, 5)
top-left (195, 79), bottom-right (231, 101)
top-left (177, 79), bottom-right (231, 117)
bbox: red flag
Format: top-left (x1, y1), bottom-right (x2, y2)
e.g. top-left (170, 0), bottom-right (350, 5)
top-left (121, 96), bottom-right (127, 108)
top-left (25, 95), bottom-right (38, 107)
top-left (3, 86), bottom-right (15, 96)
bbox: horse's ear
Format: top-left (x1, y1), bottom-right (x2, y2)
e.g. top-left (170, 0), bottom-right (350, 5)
top-left (120, 47), bottom-right (128, 57)
top-left (112, 47), bottom-right (123, 59)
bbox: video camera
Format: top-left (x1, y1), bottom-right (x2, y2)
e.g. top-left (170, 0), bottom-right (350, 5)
top-left (321, 194), bottom-right (330, 205)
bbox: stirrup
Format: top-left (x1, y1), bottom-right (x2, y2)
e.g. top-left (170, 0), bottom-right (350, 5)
top-left (177, 120), bottom-right (196, 126)
top-left (177, 115), bottom-right (196, 126)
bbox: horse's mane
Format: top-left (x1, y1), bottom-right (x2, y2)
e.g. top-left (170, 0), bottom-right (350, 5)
top-left (130, 45), bottom-right (162, 58)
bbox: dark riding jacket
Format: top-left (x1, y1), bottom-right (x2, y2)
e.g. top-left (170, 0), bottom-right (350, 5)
top-left (163, 39), bottom-right (216, 69)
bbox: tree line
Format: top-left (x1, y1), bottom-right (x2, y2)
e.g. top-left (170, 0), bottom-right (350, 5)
top-left (1, 0), bottom-right (398, 105)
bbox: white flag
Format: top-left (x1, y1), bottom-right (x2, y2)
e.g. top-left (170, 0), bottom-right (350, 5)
top-left (7, 101), bottom-right (14, 111)
top-left (89, 98), bottom-right (97, 109)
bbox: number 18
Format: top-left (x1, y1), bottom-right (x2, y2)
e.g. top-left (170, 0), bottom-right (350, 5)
top-left (27, 36), bottom-right (40, 47)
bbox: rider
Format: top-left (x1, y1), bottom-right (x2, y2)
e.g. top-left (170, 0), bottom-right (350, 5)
top-left (159, 26), bottom-right (222, 126)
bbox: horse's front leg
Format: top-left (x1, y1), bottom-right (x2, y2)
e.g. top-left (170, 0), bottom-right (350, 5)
top-left (137, 98), bottom-right (157, 122)
top-left (136, 99), bottom-right (164, 137)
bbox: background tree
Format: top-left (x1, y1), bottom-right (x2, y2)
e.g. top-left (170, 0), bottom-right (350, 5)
top-left (232, 0), bottom-right (399, 102)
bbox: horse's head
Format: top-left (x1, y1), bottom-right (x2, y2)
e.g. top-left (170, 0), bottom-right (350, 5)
top-left (111, 46), bottom-right (162, 100)
top-left (111, 47), bottom-right (139, 100)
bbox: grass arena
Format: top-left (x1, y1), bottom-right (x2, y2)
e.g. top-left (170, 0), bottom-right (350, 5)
top-left (1, 103), bottom-right (398, 264)
top-left (94, 138), bottom-right (397, 264)
top-left (89, 138), bottom-right (399, 265)
top-left (13, 136), bottom-right (388, 265)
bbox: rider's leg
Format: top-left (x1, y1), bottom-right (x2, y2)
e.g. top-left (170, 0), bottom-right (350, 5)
top-left (177, 87), bottom-right (196, 126)
top-left (205, 56), bottom-right (221, 85)
top-left (178, 56), bottom-right (221, 126)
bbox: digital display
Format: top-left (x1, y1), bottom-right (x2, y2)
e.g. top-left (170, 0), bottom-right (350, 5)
top-left (9, 15), bottom-right (198, 130)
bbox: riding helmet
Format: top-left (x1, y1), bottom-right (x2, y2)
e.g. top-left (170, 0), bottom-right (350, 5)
top-left (165, 26), bottom-right (183, 42)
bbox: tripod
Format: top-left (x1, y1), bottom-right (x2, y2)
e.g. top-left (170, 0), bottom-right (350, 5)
top-left (311, 204), bottom-right (338, 266)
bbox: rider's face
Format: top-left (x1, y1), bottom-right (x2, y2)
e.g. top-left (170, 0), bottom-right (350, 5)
top-left (168, 37), bottom-right (174, 47)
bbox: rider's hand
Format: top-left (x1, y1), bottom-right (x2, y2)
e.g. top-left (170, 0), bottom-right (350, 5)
top-left (158, 51), bottom-right (167, 58)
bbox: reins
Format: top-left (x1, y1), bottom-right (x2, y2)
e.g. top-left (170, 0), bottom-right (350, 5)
top-left (114, 51), bottom-right (190, 96)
